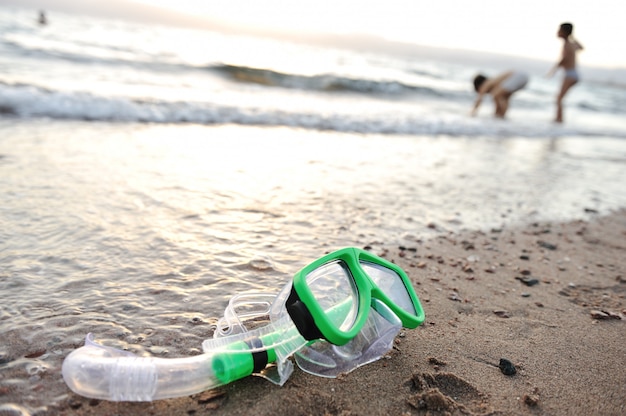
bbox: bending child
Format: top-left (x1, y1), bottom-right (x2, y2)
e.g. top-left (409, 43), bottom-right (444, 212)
top-left (471, 71), bottom-right (529, 118)
top-left (547, 22), bottom-right (583, 123)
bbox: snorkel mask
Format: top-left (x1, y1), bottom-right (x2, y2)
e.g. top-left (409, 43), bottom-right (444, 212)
top-left (62, 247), bottom-right (425, 401)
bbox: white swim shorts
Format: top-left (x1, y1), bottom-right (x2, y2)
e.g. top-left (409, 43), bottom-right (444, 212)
top-left (501, 72), bottom-right (529, 93)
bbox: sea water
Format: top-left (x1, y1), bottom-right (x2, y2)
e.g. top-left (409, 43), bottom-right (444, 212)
top-left (1, 6), bottom-right (625, 413)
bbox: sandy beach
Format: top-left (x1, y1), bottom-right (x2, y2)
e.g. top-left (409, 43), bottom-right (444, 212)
top-left (47, 210), bottom-right (625, 416)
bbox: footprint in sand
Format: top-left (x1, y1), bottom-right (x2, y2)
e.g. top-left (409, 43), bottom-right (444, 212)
top-left (407, 372), bottom-right (493, 415)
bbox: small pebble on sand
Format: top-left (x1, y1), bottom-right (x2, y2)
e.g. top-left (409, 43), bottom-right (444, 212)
top-left (499, 358), bottom-right (517, 376)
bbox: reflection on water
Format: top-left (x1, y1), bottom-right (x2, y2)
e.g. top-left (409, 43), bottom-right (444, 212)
top-left (1, 119), bottom-right (625, 411)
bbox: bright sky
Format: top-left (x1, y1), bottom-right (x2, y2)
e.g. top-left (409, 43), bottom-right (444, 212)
top-left (11, 0), bottom-right (626, 68)
top-left (138, 0), bottom-right (626, 68)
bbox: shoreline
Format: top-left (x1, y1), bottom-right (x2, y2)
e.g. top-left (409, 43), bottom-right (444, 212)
top-left (47, 209), bottom-right (625, 415)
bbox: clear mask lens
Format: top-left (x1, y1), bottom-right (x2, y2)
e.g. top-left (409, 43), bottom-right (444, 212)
top-left (305, 260), bottom-right (359, 332)
top-left (360, 261), bottom-right (416, 314)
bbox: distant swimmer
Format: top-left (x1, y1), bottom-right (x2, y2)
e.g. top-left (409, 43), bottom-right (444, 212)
top-left (546, 22), bottom-right (583, 123)
top-left (470, 71), bottom-right (529, 118)
top-left (38, 10), bottom-right (47, 25)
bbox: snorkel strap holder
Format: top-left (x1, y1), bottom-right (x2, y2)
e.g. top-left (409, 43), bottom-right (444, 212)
top-left (286, 285), bottom-right (324, 341)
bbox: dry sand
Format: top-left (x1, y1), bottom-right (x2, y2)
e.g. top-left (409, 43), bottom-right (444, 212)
top-left (49, 211), bottom-right (626, 415)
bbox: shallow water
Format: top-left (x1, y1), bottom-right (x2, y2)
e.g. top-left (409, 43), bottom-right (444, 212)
top-left (1, 119), bottom-right (626, 412)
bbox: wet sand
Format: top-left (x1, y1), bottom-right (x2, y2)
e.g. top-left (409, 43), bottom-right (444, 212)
top-left (11, 210), bottom-right (626, 415)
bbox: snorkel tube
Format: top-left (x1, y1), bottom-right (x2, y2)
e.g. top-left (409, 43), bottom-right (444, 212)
top-left (62, 324), bottom-right (299, 401)
top-left (62, 301), bottom-right (401, 401)
top-left (62, 283), bottom-right (357, 401)
top-left (62, 290), bottom-right (307, 401)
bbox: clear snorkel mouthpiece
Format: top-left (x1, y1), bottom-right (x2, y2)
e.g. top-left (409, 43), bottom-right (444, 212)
top-left (62, 333), bottom-right (223, 401)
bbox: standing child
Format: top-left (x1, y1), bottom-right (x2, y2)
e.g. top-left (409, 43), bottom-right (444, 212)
top-left (547, 22), bottom-right (583, 123)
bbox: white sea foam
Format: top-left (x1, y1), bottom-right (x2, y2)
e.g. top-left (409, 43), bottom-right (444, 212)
top-left (1, 82), bottom-right (623, 139)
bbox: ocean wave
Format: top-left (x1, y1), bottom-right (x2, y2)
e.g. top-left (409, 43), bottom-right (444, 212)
top-left (578, 99), bottom-right (626, 115)
top-left (212, 64), bottom-right (448, 97)
top-left (1, 82), bottom-right (624, 139)
top-left (4, 34), bottom-right (455, 98)
top-left (3, 37), bottom-right (199, 75)
top-left (4, 31), bottom-right (450, 98)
